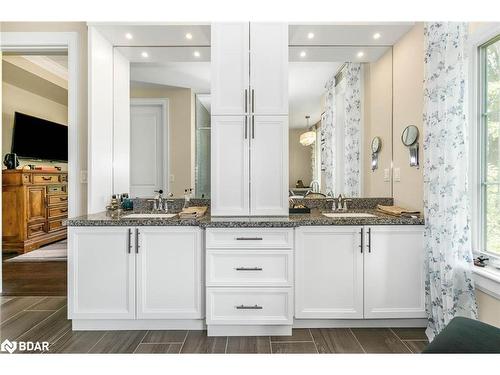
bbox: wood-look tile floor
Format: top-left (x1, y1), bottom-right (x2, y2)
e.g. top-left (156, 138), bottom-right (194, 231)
top-left (0, 296), bottom-right (429, 354)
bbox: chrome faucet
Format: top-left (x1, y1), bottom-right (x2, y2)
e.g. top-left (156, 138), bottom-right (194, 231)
top-left (310, 180), bottom-right (320, 193)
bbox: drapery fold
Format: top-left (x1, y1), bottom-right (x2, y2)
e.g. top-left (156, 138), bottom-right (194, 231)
top-left (423, 22), bottom-right (478, 341)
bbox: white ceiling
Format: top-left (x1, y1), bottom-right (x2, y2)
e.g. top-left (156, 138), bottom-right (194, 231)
top-left (289, 46), bottom-right (391, 63)
top-left (93, 24), bottom-right (210, 46)
top-left (116, 46), bottom-right (210, 62)
top-left (130, 62), bottom-right (210, 93)
top-left (289, 62), bottom-right (341, 129)
top-left (289, 23), bottom-right (414, 46)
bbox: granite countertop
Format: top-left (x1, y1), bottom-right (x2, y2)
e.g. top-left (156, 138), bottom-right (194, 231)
top-left (66, 208), bottom-right (424, 227)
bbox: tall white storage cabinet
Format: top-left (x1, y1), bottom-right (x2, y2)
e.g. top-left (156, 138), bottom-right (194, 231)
top-left (211, 23), bottom-right (289, 216)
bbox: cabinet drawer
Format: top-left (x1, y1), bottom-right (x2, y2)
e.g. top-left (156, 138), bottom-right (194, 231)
top-left (206, 228), bottom-right (293, 249)
top-left (47, 185), bottom-right (67, 195)
top-left (206, 288), bottom-right (293, 325)
top-left (48, 218), bottom-right (67, 232)
top-left (48, 195), bottom-right (68, 206)
top-left (207, 250), bottom-right (292, 286)
top-left (48, 205), bottom-right (68, 219)
top-left (33, 174), bottom-right (59, 184)
top-left (28, 222), bottom-right (47, 238)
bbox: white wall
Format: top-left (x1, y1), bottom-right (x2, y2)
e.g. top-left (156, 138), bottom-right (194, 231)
top-left (87, 26), bottom-right (114, 213)
top-left (112, 49), bottom-right (130, 195)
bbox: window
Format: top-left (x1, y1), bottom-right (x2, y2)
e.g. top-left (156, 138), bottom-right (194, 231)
top-left (480, 35), bottom-right (500, 255)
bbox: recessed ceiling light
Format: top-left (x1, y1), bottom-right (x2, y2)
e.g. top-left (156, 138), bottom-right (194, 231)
top-left (357, 51), bottom-right (364, 58)
top-left (125, 33), bottom-right (133, 40)
top-left (307, 32), bottom-right (314, 39)
top-left (373, 32), bottom-right (381, 40)
top-left (141, 51), bottom-right (149, 58)
top-left (300, 51), bottom-right (307, 58)
top-left (193, 50), bottom-right (201, 58)
top-left (185, 32), bottom-right (193, 40)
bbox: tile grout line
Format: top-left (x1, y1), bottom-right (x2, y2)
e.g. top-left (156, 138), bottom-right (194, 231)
top-left (224, 335), bottom-right (228, 354)
top-left (309, 329), bottom-right (319, 354)
top-left (178, 330), bottom-right (189, 354)
top-left (133, 330), bottom-right (150, 353)
top-left (270, 340), bottom-right (315, 343)
top-left (86, 331), bottom-right (109, 353)
top-left (0, 296), bottom-right (48, 326)
top-left (349, 328), bottom-right (367, 354)
top-left (12, 304), bottom-right (66, 341)
top-left (388, 328), bottom-right (411, 353)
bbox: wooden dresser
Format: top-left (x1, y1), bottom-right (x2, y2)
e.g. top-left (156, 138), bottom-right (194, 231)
top-left (2, 170), bottom-right (68, 253)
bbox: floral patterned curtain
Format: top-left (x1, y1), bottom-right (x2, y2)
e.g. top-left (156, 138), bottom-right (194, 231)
top-left (423, 22), bottom-right (477, 340)
top-left (343, 63), bottom-right (362, 197)
top-left (321, 77), bottom-right (335, 194)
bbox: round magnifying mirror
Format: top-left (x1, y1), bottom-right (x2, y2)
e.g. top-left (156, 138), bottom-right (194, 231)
top-left (401, 125), bottom-right (419, 146)
top-left (371, 137), bottom-right (381, 153)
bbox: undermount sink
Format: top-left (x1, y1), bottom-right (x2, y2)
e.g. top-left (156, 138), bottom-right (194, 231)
top-left (123, 213), bottom-right (177, 219)
top-left (322, 212), bottom-right (377, 218)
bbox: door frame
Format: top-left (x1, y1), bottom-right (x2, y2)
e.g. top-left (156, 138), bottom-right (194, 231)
top-left (0, 32), bottom-right (80, 294)
top-left (130, 98), bottom-right (170, 195)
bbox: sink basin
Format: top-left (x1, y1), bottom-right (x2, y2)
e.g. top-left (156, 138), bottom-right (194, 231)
top-left (322, 212), bottom-right (377, 218)
top-left (123, 213), bottom-right (177, 219)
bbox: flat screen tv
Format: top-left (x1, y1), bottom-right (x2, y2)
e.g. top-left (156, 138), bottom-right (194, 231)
top-left (11, 112), bottom-right (68, 162)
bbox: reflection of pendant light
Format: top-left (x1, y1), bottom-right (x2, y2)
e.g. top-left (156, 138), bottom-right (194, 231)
top-left (300, 115), bottom-right (316, 146)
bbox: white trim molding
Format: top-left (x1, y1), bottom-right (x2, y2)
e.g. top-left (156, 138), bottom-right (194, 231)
top-left (474, 266), bottom-right (500, 300)
top-left (468, 23), bottom-right (500, 256)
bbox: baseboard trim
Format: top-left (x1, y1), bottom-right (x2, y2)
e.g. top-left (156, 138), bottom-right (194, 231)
top-left (207, 325), bottom-right (292, 336)
top-left (72, 319), bottom-right (206, 330)
top-left (293, 318), bottom-right (427, 328)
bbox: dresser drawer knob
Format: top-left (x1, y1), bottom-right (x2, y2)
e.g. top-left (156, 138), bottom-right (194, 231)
top-left (235, 304), bottom-right (263, 310)
top-left (235, 267), bottom-right (263, 271)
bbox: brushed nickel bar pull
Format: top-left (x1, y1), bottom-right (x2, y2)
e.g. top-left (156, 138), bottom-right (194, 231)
top-left (245, 89), bottom-right (248, 113)
top-left (235, 267), bottom-right (263, 271)
top-left (359, 228), bottom-right (364, 253)
top-left (235, 237), bottom-right (263, 241)
top-left (244, 116), bottom-right (248, 139)
top-left (251, 89), bottom-right (255, 113)
top-left (367, 228), bottom-right (372, 253)
top-left (127, 228), bottom-right (132, 254)
top-left (251, 115), bottom-right (255, 139)
top-left (235, 304), bottom-right (262, 310)
top-left (135, 228), bottom-right (140, 254)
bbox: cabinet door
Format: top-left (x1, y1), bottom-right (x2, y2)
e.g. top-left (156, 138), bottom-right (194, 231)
top-left (136, 227), bottom-right (203, 319)
top-left (250, 116), bottom-right (288, 215)
top-left (211, 116), bottom-right (250, 215)
top-left (295, 226), bottom-right (364, 319)
top-left (250, 23), bottom-right (288, 115)
top-left (364, 226), bottom-right (425, 319)
top-left (68, 227), bottom-right (135, 319)
top-left (26, 186), bottom-right (47, 223)
top-left (211, 23), bottom-right (250, 115)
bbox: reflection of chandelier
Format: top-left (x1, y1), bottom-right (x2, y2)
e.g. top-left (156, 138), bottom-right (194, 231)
top-left (299, 115), bottom-right (315, 146)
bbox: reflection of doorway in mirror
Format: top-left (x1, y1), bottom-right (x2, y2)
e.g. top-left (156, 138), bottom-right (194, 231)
top-left (130, 99), bottom-right (169, 198)
top-left (195, 94), bottom-right (211, 198)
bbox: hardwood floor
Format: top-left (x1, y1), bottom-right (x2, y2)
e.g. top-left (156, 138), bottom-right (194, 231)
top-left (1, 257), bottom-right (67, 296)
top-left (0, 296), bottom-right (429, 354)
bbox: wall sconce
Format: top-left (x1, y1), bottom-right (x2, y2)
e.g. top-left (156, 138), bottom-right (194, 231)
top-left (371, 136), bottom-right (381, 171)
top-left (401, 125), bottom-right (419, 168)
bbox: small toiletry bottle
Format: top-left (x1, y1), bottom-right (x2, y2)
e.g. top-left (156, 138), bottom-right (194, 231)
top-left (183, 189), bottom-right (190, 209)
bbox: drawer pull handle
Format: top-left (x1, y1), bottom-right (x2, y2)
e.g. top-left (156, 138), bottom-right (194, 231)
top-left (42, 176), bottom-right (52, 181)
top-left (235, 237), bottom-right (263, 241)
top-left (235, 304), bottom-right (262, 310)
top-left (235, 267), bottom-right (263, 271)
top-left (60, 197), bottom-right (68, 201)
top-left (60, 208), bottom-right (68, 213)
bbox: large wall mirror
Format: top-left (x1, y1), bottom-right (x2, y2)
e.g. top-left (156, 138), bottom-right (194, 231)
top-left (110, 24), bottom-right (211, 199)
top-left (288, 25), bottom-right (394, 199)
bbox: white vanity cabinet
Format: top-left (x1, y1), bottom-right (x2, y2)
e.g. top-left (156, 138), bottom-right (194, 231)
top-left (295, 226), bottom-right (364, 319)
top-left (68, 227), bottom-right (136, 319)
top-left (210, 22), bottom-right (289, 216)
top-left (68, 226), bottom-right (203, 322)
top-left (295, 225), bottom-right (425, 320)
top-left (363, 225), bottom-right (426, 319)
